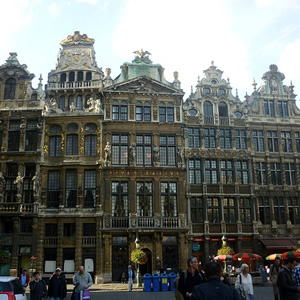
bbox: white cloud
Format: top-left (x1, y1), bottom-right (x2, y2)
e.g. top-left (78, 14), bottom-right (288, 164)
top-left (48, 2), bottom-right (58, 16)
top-left (278, 40), bottom-right (300, 98)
top-left (77, 0), bottom-right (97, 4)
top-left (112, 0), bottom-right (251, 98)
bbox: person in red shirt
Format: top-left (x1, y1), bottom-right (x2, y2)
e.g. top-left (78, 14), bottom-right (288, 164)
top-left (19, 269), bottom-right (30, 288)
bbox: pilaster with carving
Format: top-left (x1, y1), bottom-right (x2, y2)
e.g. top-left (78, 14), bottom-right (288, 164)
top-left (75, 218), bottom-right (83, 271)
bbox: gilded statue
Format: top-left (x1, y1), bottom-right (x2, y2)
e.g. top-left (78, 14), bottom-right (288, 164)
top-left (133, 49), bottom-right (151, 58)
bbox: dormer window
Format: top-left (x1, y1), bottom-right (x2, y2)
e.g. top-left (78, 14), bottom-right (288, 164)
top-left (211, 80), bottom-right (217, 85)
top-left (203, 88), bottom-right (211, 96)
top-left (60, 73), bottom-right (66, 82)
top-left (4, 78), bottom-right (16, 100)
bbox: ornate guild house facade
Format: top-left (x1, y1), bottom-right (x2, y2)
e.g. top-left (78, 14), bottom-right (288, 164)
top-left (0, 32), bottom-right (299, 281)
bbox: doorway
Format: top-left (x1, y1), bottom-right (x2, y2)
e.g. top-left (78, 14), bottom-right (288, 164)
top-left (112, 246), bottom-right (128, 282)
top-left (139, 248), bottom-right (152, 275)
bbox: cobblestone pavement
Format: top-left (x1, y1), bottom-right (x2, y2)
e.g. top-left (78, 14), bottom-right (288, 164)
top-left (63, 284), bottom-right (274, 300)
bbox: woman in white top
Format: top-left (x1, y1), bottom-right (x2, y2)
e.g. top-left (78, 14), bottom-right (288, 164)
top-left (235, 263), bottom-right (254, 300)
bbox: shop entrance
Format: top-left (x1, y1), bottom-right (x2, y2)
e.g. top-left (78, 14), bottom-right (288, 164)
top-left (139, 248), bottom-right (152, 275)
top-left (112, 246), bottom-right (128, 282)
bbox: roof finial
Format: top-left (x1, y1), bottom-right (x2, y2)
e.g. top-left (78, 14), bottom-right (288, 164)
top-left (290, 80), bottom-right (295, 93)
top-left (197, 76), bottom-right (200, 83)
top-left (236, 89), bottom-right (239, 99)
top-left (252, 78), bottom-right (257, 91)
top-left (191, 85), bottom-right (194, 94)
top-left (211, 60), bottom-right (214, 66)
top-left (227, 77), bottom-right (230, 84)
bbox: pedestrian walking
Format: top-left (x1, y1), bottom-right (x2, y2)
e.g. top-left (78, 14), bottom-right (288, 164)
top-left (277, 258), bottom-right (300, 300)
top-left (173, 274), bottom-right (184, 300)
top-left (178, 256), bottom-right (206, 299)
top-left (19, 269), bottom-right (29, 288)
top-left (293, 259), bottom-right (300, 287)
top-left (29, 271), bottom-right (47, 300)
top-left (73, 266), bottom-right (93, 300)
top-left (191, 262), bottom-right (241, 300)
top-left (270, 257), bottom-right (283, 300)
top-left (48, 268), bottom-right (67, 300)
top-left (125, 265), bottom-right (135, 292)
top-left (259, 265), bottom-right (269, 286)
top-left (235, 263), bottom-right (254, 300)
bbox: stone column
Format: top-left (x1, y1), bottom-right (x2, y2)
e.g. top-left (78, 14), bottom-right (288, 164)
top-left (95, 218), bottom-right (102, 283)
top-left (36, 218), bottom-right (45, 275)
top-left (102, 233), bottom-right (111, 282)
top-left (178, 178), bottom-right (185, 215)
top-left (129, 178), bottom-right (136, 214)
top-left (204, 238), bottom-right (210, 265)
top-left (10, 218), bottom-right (20, 276)
top-left (153, 178), bottom-right (160, 216)
top-left (179, 233), bottom-right (188, 271)
top-left (75, 218), bottom-right (83, 271)
top-left (57, 219), bottom-right (63, 269)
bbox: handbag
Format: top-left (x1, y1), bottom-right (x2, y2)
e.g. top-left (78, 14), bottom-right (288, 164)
top-left (236, 275), bottom-right (247, 300)
top-left (81, 290), bottom-right (91, 300)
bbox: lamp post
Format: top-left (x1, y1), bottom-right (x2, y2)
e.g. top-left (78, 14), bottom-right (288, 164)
top-left (135, 236), bottom-right (142, 287)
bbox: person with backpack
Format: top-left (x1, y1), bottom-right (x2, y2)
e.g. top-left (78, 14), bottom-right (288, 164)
top-left (191, 262), bottom-right (241, 300)
top-left (178, 257), bottom-right (206, 299)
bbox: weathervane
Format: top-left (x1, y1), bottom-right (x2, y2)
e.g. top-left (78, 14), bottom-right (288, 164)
top-left (133, 49), bottom-right (151, 59)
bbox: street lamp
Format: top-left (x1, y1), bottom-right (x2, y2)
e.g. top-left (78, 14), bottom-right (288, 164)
top-left (135, 236), bottom-right (142, 287)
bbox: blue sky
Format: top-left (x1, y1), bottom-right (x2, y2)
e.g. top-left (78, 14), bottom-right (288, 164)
top-left (1, 0), bottom-right (300, 102)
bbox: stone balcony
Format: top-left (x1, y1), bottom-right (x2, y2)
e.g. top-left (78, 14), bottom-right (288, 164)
top-left (47, 80), bottom-right (102, 90)
top-left (0, 203), bottom-right (38, 214)
top-left (103, 216), bottom-right (187, 230)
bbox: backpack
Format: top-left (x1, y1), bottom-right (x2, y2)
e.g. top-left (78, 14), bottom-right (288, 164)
top-left (183, 270), bottom-right (204, 284)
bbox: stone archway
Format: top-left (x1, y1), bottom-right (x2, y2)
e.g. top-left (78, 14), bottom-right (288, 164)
top-left (139, 248), bottom-right (152, 275)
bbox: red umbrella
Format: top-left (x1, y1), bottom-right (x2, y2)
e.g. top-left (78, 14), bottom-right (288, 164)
top-left (281, 251), bottom-right (300, 259)
top-left (232, 252), bottom-right (262, 261)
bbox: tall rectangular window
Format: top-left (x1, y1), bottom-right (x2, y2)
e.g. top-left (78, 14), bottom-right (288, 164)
top-left (259, 197), bottom-right (271, 224)
top-left (235, 130), bottom-right (247, 149)
top-left (83, 223), bottom-right (96, 236)
top-left (112, 103), bottom-right (128, 120)
top-left (285, 163), bottom-right (296, 185)
top-left (84, 135), bottom-right (97, 156)
top-left (223, 198), bottom-right (237, 223)
top-left (159, 105), bottom-right (174, 122)
top-left (270, 163), bottom-right (282, 185)
top-left (25, 120), bottom-right (38, 151)
top-left (204, 128), bottom-right (216, 148)
top-left (239, 198), bottom-right (252, 223)
top-left (66, 134), bottom-right (78, 155)
top-left (236, 161), bottom-right (248, 184)
top-left (84, 170), bottom-right (96, 208)
top-left (189, 159), bottom-right (201, 184)
top-left (160, 136), bottom-right (176, 166)
top-left (63, 223), bottom-right (76, 237)
top-left (288, 197), bottom-right (299, 225)
top-left (45, 224), bottom-right (58, 236)
top-left (112, 134), bottom-right (128, 165)
top-left (191, 197), bottom-right (204, 223)
top-left (264, 100), bottom-right (275, 116)
top-left (273, 197), bottom-right (285, 224)
top-left (66, 169), bottom-right (77, 208)
top-left (5, 163), bottom-right (18, 202)
top-left (47, 171), bottom-right (60, 208)
top-left (220, 129), bottom-right (232, 149)
top-left (205, 159), bottom-right (218, 184)
top-left (253, 130), bottom-right (264, 152)
top-left (221, 160), bottom-right (233, 184)
top-left (278, 101), bottom-right (289, 117)
top-left (23, 165), bottom-right (35, 204)
top-left (136, 135), bottom-right (152, 166)
top-left (49, 136), bottom-right (62, 157)
top-left (188, 128), bottom-right (200, 148)
top-left (267, 131), bottom-right (278, 152)
top-left (281, 131), bottom-right (293, 152)
top-left (112, 181), bottom-right (128, 216)
top-left (136, 182), bottom-right (153, 216)
top-left (295, 132), bottom-right (300, 152)
top-left (207, 198), bottom-right (220, 223)
top-left (8, 120), bottom-right (20, 151)
top-left (161, 182), bottom-right (177, 217)
top-left (256, 162), bottom-right (267, 185)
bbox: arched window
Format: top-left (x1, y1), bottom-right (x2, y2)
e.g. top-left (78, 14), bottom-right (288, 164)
top-left (78, 71), bottom-right (83, 82)
top-left (59, 96), bottom-right (65, 110)
top-left (86, 72), bottom-right (92, 81)
top-left (203, 101), bottom-right (213, 116)
top-left (68, 95), bottom-right (74, 108)
top-left (60, 73), bottom-right (66, 82)
top-left (31, 93), bottom-right (38, 100)
top-left (69, 72), bottom-right (75, 82)
top-left (77, 95), bottom-right (83, 110)
top-left (4, 78), bottom-right (16, 100)
top-left (218, 101), bottom-right (228, 117)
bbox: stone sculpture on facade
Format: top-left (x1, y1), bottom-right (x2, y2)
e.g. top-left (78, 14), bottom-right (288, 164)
top-left (86, 98), bottom-right (102, 113)
top-left (14, 172), bottom-right (24, 196)
top-left (32, 172), bottom-right (40, 196)
top-left (0, 172), bottom-right (5, 201)
top-left (177, 144), bottom-right (185, 167)
top-left (153, 144), bottom-right (159, 163)
top-left (129, 143), bottom-right (136, 165)
top-left (104, 142), bottom-right (111, 166)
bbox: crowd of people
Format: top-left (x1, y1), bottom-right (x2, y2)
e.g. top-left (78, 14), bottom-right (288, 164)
top-left (173, 256), bottom-right (300, 300)
top-left (19, 266), bottom-right (93, 300)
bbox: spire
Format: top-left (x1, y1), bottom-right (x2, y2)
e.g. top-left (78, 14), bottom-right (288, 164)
top-left (252, 78), bottom-right (257, 91)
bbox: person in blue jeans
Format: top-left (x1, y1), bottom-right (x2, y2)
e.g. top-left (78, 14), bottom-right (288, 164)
top-left (48, 268), bottom-right (67, 300)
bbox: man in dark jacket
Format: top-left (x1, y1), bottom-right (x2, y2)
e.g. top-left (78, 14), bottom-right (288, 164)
top-left (29, 271), bottom-right (47, 300)
top-left (178, 257), bottom-right (206, 299)
top-left (48, 268), bottom-right (67, 300)
top-left (277, 258), bottom-right (300, 300)
top-left (191, 262), bottom-right (241, 300)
